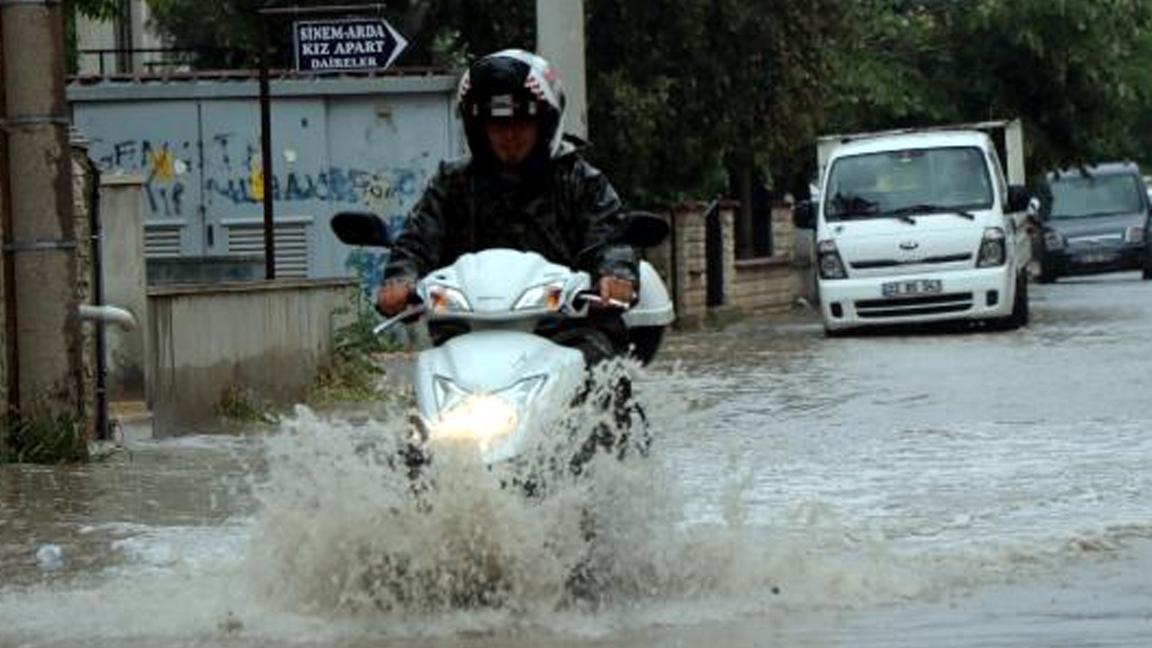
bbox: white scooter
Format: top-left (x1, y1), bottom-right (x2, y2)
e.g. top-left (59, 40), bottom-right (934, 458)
top-left (331, 212), bottom-right (675, 483)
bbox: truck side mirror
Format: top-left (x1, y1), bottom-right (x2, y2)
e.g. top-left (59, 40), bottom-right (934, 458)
top-left (1006, 185), bottom-right (1031, 213)
top-left (792, 201), bottom-right (815, 229)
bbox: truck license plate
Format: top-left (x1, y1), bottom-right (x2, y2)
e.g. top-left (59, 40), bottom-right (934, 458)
top-left (882, 279), bottom-right (943, 298)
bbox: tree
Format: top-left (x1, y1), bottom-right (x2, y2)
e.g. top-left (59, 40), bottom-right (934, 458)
top-left (585, 0), bottom-right (843, 209)
top-left (824, 0), bottom-right (1152, 180)
top-left (953, 0), bottom-right (1152, 173)
top-left (144, 0), bottom-right (1152, 202)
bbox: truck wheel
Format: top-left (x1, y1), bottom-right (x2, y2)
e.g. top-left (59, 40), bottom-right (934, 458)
top-left (993, 273), bottom-right (1029, 331)
top-left (1037, 261), bottom-right (1057, 284)
top-left (1014, 273), bottom-right (1030, 327)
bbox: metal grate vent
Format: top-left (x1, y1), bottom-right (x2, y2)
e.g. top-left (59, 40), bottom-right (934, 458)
top-left (225, 220), bottom-right (311, 278)
top-left (144, 224), bottom-right (183, 258)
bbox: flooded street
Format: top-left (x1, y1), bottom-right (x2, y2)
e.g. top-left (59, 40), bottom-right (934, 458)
top-left (4, 273), bottom-right (1152, 647)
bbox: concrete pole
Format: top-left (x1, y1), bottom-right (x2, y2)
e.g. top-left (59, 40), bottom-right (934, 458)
top-left (0, 17), bottom-right (9, 431)
top-left (0, 1), bottom-right (84, 418)
top-left (536, 0), bottom-right (588, 140)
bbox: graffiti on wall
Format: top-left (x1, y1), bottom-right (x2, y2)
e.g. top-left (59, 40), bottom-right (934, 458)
top-left (93, 135), bottom-right (429, 222)
top-left (98, 138), bottom-right (193, 218)
top-left (87, 119), bottom-right (436, 285)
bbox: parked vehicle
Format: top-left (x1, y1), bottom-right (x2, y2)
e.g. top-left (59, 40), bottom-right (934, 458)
top-left (1036, 162), bottom-right (1152, 282)
top-left (330, 211), bottom-right (675, 489)
top-left (793, 120), bottom-right (1032, 334)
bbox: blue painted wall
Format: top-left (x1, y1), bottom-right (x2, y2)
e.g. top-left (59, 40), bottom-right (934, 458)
top-left (69, 75), bottom-right (463, 283)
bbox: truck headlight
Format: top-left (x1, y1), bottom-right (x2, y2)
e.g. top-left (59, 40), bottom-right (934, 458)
top-left (976, 227), bottom-right (1006, 267)
top-left (817, 240), bottom-right (848, 279)
top-left (1043, 228), bottom-right (1066, 251)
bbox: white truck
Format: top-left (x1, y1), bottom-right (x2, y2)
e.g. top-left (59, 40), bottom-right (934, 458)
top-left (794, 120), bottom-right (1033, 334)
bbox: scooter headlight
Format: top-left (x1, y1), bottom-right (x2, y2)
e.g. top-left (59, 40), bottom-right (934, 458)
top-left (513, 281), bottom-right (566, 311)
top-left (429, 375), bottom-right (547, 450)
top-left (428, 285), bottom-right (472, 313)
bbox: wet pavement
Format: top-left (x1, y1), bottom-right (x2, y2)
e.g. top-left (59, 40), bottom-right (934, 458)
top-left (2, 272), bottom-right (1152, 646)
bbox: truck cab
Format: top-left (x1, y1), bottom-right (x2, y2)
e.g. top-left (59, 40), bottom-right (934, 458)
top-left (794, 122), bottom-right (1032, 333)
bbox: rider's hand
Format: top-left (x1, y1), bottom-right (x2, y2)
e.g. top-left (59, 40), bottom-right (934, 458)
top-left (376, 279), bottom-right (415, 317)
top-left (595, 274), bottom-right (636, 309)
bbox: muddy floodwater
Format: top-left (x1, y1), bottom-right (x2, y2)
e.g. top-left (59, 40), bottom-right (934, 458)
top-left (3, 273), bottom-right (1152, 647)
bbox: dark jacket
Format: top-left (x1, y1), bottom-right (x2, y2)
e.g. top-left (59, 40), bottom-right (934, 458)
top-left (382, 145), bottom-right (638, 284)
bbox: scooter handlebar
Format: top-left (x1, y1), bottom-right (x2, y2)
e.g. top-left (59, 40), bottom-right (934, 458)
top-left (373, 304), bottom-right (427, 335)
top-left (572, 290), bottom-right (631, 311)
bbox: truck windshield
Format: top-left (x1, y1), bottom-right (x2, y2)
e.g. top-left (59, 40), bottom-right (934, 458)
top-left (823, 147), bottom-right (993, 221)
top-left (1047, 174), bottom-right (1144, 219)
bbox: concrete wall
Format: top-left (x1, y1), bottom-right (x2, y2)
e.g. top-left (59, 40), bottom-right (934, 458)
top-left (72, 143), bottom-right (98, 440)
top-left (147, 279), bottom-right (356, 434)
top-left (99, 175), bottom-right (150, 402)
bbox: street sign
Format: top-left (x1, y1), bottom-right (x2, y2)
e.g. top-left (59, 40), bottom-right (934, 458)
top-left (293, 18), bottom-right (408, 73)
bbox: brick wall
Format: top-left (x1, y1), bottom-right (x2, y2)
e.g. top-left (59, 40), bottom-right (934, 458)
top-left (725, 202), bottom-right (798, 314)
top-left (662, 200), bottom-right (801, 326)
top-left (666, 203), bottom-right (710, 325)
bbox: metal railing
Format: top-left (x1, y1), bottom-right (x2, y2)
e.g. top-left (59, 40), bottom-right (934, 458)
top-left (77, 47), bottom-right (220, 77)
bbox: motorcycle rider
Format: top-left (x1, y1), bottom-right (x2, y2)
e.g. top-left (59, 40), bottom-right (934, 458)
top-left (375, 49), bottom-right (639, 363)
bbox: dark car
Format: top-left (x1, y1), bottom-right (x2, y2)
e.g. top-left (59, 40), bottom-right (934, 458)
top-left (1036, 162), bottom-right (1152, 282)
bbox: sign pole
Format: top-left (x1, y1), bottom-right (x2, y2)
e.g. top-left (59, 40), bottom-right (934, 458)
top-left (254, 3), bottom-right (404, 282)
top-left (536, 0), bottom-right (587, 140)
top-left (258, 19), bottom-right (275, 280)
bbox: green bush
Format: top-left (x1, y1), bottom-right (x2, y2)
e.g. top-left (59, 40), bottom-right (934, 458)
top-left (309, 306), bottom-right (402, 405)
top-left (0, 408), bottom-right (88, 464)
top-left (215, 384), bottom-right (274, 424)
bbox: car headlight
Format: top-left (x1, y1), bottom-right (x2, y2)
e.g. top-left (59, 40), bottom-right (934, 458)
top-left (976, 227), bottom-right (1006, 267)
top-left (1043, 228), bottom-right (1066, 251)
top-left (429, 375), bottom-right (547, 450)
top-left (513, 281), bottom-right (565, 311)
top-left (1125, 225), bottom-right (1146, 244)
top-left (427, 285), bottom-right (471, 313)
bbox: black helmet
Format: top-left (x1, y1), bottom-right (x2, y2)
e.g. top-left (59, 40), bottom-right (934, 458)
top-left (457, 49), bottom-right (566, 170)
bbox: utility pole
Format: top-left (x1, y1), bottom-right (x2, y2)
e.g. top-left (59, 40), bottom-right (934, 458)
top-left (0, 1), bottom-right (84, 424)
top-left (536, 0), bottom-right (588, 140)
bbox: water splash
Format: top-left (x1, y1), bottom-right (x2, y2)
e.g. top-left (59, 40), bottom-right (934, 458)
top-left (245, 363), bottom-right (795, 622)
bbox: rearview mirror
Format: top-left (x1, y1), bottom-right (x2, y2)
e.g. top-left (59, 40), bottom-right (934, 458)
top-left (792, 201), bottom-right (815, 229)
top-left (621, 211), bottom-right (670, 248)
top-left (1007, 185), bottom-right (1031, 213)
top-left (331, 211), bottom-right (391, 247)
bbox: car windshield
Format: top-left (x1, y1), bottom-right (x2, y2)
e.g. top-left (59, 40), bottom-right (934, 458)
top-left (1047, 173), bottom-right (1144, 219)
top-left (823, 146), bottom-right (993, 221)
